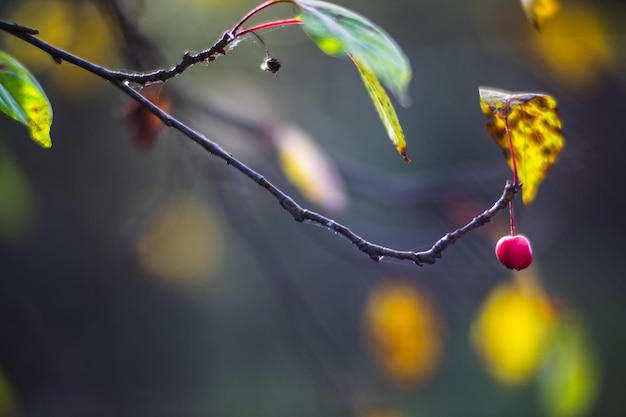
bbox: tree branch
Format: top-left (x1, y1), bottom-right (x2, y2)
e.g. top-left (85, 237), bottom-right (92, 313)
top-left (0, 18), bottom-right (519, 266)
top-left (0, 19), bottom-right (235, 83)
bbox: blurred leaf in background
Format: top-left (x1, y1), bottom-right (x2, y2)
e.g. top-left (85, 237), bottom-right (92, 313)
top-left (0, 144), bottom-right (34, 243)
top-left (135, 193), bottom-right (224, 287)
top-left (363, 279), bottom-right (444, 388)
top-left (529, 2), bottom-right (616, 90)
top-left (121, 85), bottom-right (171, 152)
top-left (272, 123), bottom-right (347, 212)
top-left (2, 0), bottom-right (119, 99)
top-left (521, 0), bottom-right (560, 29)
top-left (472, 271), bottom-right (556, 387)
top-left (537, 315), bottom-right (601, 417)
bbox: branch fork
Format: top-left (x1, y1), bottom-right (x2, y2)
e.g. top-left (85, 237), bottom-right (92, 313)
top-left (0, 7), bottom-right (519, 266)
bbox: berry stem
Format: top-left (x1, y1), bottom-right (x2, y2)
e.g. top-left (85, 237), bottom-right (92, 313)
top-left (235, 17), bottom-right (303, 38)
top-left (504, 115), bottom-right (519, 236)
top-left (504, 118), bottom-right (519, 187)
top-left (231, 0), bottom-right (294, 35)
top-left (509, 199), bottom-right (516, 235)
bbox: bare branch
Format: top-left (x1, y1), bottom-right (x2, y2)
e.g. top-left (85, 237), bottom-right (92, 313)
top-left (0, 18), bottom-right (519, 266)
top-left (0, 19), bottom-right (235, 83)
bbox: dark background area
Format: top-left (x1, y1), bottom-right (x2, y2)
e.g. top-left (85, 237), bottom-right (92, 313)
top-left (0, 0), bottom-right (625, 416)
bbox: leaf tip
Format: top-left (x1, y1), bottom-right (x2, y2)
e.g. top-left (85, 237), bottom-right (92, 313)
top-left (401, 149), bottom-right (412, 164)
top-left (31, 128), bottom-right (52, 149)
top-left (398, 93), bottom-right (412, 108)
top-left (32, 132), bottom-right (52, 149)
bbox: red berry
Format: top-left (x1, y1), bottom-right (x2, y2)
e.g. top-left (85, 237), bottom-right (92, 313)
top-left (495, 235), bottom-right (533, 270)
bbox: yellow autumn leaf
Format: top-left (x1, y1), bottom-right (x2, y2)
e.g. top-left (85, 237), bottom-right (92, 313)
top-left (479, 86), bottom-right (564, 204)
top-left (0, 51), bottom-right (53, 148)
top-left (521, 0), bottom-right (560, 29)
top-left (349, 54), bottom-right (410, 163)
top-left (363, 280), bottom-right (443, 388)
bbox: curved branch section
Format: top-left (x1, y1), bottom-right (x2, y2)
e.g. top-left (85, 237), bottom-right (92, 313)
top-left (0, 18), bottom-right (519, 266)
top-left (300, 182), bottom-right (517, 264)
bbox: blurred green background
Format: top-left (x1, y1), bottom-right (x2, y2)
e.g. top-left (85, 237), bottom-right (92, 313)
top-left (0, 0), bottom-right (625, 416)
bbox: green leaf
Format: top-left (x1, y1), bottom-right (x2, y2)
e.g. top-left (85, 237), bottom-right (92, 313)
top-left (350, 54), bottom-right (409, 163)
top-left (294, 0), bottom-right (412, 106)
top-left (0, 51), bottom-right (53, 148)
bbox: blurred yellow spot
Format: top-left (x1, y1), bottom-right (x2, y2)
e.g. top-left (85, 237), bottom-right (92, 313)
top-left (363, 280), bottom-right (443, 388)
top-left (538, 315), bottom-right (601, 417)
top-left (531, 3), bottom-right (614, 89)
top-left (273, 124), bottom-right (347, 212)
top-left (136, 194), bottom-right (224, 286)
top-left (472, 273), bottom-right (555, 387)
top-left (521, 0), bottom-right (560, 29)
top-left (2, 0), bottom-right (75, 71)
top-left (3, 0), bottom-right (119, 98)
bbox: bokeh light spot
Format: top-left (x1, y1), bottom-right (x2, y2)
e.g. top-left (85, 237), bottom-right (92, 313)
top-left (136, 194), bottom-right (224, 286)
top-left (472, 273), bottom-right (555, 387)
top-left (363, 280), bottom-right (444, 388)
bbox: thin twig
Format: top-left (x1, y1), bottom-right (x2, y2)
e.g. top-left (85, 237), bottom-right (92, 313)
top-left (0, 18), bottom-right (519, 265)
top-left (235, 18), bottom-right (303, 38)
top-left (231, 0), bottom-right (294, 35)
